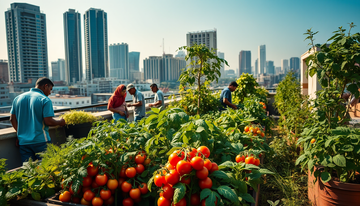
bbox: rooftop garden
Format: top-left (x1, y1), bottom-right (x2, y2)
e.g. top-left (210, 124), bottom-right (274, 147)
top-left (0, 24), bottom-right (359, 206)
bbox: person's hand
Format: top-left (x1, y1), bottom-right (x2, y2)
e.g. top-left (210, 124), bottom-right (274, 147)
top-left (59, 118), bottom-right (66, 126)
top-left (127, 103), bottom-right (132, 107)
top-left (119, 111), bottom-right (125, 116)
top-left (15, 138), bottom-right (19, 147)
top-left (232, 105), bottom-right (238, 110)
top-left (149, 104), bottom-right (153, 107)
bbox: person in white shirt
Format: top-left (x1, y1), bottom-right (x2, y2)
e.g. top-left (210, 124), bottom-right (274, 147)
top-left (149, 84), bottom-right (165, 108)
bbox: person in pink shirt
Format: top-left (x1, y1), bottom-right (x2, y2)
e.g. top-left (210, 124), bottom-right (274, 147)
top-left (107, 84), bottom-right (129, 121)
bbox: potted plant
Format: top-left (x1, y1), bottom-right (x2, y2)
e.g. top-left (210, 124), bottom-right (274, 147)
top-left (296, 23), bottom-right (360, 205)
top-left (60, 110), bottom-right (98, 138)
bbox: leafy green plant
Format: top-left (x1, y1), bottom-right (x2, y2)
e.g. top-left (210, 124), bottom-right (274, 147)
top-left (60, 110), bottom-right (99, 125)
top-left (233, 73), bottom-right (267, 104)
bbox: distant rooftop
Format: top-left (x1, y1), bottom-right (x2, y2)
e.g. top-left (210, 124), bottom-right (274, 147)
top-left (187, 29), bottom-right (217, 34)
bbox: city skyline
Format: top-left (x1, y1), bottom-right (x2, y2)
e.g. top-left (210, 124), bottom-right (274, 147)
top-left (0, 0), bottom-right (359, 78)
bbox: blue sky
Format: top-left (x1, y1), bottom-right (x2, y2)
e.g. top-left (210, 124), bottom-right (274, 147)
top-left (0, 0), bottom-right (359, 74)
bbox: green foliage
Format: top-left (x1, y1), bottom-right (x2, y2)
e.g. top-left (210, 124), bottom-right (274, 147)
top-left (177, 44), bottom-right (228, 114)
top-left (274, 72), bottom-right (315, 139)
top-left (233, 73), bottom-right (261, 104)
top-left (60, 110), bottom-right (99, 125)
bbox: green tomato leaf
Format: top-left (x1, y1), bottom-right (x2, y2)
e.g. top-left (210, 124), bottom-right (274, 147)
top-left (172, 183), bottom-right (186, 204)
top-left (239, 193), bottom-right (255, 203)
top-left (217, 186), bottom-right (239, 204)
top-left (31, 192), bottom-right (41, 201)
top-left (200, 188), bottom-right (212, 201)
top-left (210, 170), bottom-right (230, 180)
top-left (333, 154), bottom-right (346, 167)
top-left (320, 172), bottom-right (331, 183)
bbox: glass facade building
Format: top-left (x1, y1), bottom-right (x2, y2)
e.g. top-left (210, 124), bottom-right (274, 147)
top-left (84, 8), bottom-right (108, 80)
top-left (64, 9), bottom-right (82, 84)
top-left (109, 43), bottom-right (129, 79)
top-left (5, 3), bottom-right (48, 83)
top-left (129, 52), bottom-right (140, 72)
top-left (239, 50), bottom-right (251, 75)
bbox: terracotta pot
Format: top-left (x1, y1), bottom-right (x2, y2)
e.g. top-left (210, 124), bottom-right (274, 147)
top-left (317, 176), bottom-right (360, 206)
top-left (308, 169), bottom-right (319, 205)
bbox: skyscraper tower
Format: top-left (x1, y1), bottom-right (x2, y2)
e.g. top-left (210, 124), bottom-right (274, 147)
top-left (109, 43), bottom-right (129, 79)
top-left (218, 52), bottom-right (225, 78)
top-left (84, 8), bottom-right (108, 80)
top-left (129, 52), bottom-right (140, 71)
top-left (5, 3), bottom-right (48, 83)
top-left (239, 51), bottom-right (251, 75)
top-left (281, 59), bottom-right (289, 74)
top-left (64, 9), bottom-right (82, 84)
top-left (254, 59), bottom-right (258, 76)
top-left (186, 29), bottom-right (217, 51)
top-left (290, 57), bottom-right (300, 71)
top-left (258, 45), bottom-right (266, 75)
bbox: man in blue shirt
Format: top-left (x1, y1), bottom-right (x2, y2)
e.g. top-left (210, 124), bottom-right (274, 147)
top-left (149, 83), bottom-right (165, 108)
top-left (10, 77), bottom-right (66, 162)
top-left (220, 81), bottom-right (238, 110)
top-left (127, 84), bottom-right (146, 122)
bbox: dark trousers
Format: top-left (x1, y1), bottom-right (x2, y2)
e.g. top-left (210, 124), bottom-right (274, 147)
top-left (19, 141), bottom-right (50, 162)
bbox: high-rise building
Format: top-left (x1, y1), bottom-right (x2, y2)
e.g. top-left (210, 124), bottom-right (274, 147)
top-left (254, 59), bottom-right (258, 76)
top-left (109, 43), bottom-right (129, 79)
top-left (144, 55), bottom-right (186, 83)
top-left (258, 45), bottom-right (266, 75)
top-left (64, 9), bottom-right (82, 84)
top-left (218, 52), bottom-right (225, 78)
top-left (84, 8), bottom-right (108, 80)
top-left (58, 59), bottom-right (66, 81)
top-left (281, 59), bottom-right (289, 74)
top-left (0, 60), bottom-right (9, 83)
top-left (51, 61), bottom-right (60, 81)
top-left (275, 67), bottom-right (281, 75)
top-left (239, 51), bottom-right (251, 75)
top-left (290, 57), bottom-right (300, 71)
top-left (186, 29), bottom-right (217, 51)
top-left (5, 3), bottom-right (48, 83)
top-left (144, 56), bottom-right (162, 83)
top-left (129, 52), bottom-right (140, 72)
top-left (175, 51), bottom-right (186, 59)
top-left (266, 61), bottom-right (275, 75)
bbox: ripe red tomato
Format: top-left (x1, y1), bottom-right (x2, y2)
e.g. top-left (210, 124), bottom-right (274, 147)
top-left (180, 176), bottom-right (191, 185)
top-left (100, 189), bottom-right (112, 200)
top-left (92, 197), bottom-right (103, 206)
top-left (210, 163), bottom-right (219, 173)
top-left (69, 184), bottom-right (81, 195)
top-left (168, 153), bottom-right (183, 167)
top-left (87, 164), bottom-right (99, 176)
top-left (121, 181), bottom-right (132, 193)
top-left (80, 198), bottom-right (91, 205)
top-left (154, 174), bottom-right (166, 187)
top-left (203, 159), bottom-right (212, 171)
top-left (120, 166), bottom-right (127, 178)
top-left (187, 148), bottom-right (198, 160)
top-left (158, 196), bottom-right (171, 206)
top-left (176, 160), bottom-right (192, 175)
top-left (162, 184), bottom-right (174, 200)
top-left (172, 197), bottom-right (187, 206)
top-left (196, 167), bottom-right (209, 180)
top-left (118, 178), bottom-right (126, 188)
top-left (107, 179), bottom-right (118, 190)
top-left (144, 158), bottom-right (151, 165)
top-left (136, 164), bottom-right (145, 174)
top-left (126, 167), bottom-right (137, 178)
top-left (197, 146), bottom-right (210, 158)
top-left (245, 156), bottom-right (255, 165)
top-left (190, 193), bottom-right (201, 206)
top-left (199, 177), bottom-right (212, 189)
top-left (254, 158), bottom-right (260, 166)
top-left (138, 182), bottom-right (148, 194)
top-left (244, 126), bottom-right (249, 132)
top-left (83, 190), bottom-right (95, 202)
top-left (190, 156), bottom-right (204, 170)
top-left (165, 170), bottom-right (180, 185)
top-left (135, 154), bottom-right (145, 164)
top-left (104, 196), bottom-right (114, 205)
top-left (129, 188), bottom-right (141, 200)
top-left (71, 197), bottom-right (80, 204)
top-left (95, 174), bottom-right (108, 186)
top-left (59, 191), bottom-right (71, 202)
top-left (123, 197), bottom-right (134, 206)
top-left (166, 163), bottom-right (175, 170)
top-left (82, 176), bottom-right (92, 187)
top-left (236, 155), bottom-right (245, 163)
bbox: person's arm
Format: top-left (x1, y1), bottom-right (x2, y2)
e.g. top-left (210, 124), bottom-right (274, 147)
top-left (153, 100), bottom-right (162, 107)
top-left (10, 114), bottom-right (18, 132)
top-left (223, 98), bottom-right (237, 109)
top-left (44, 117), bottom-right (66, 127)
top-left (130, 101), bottom-right (142, 107)
top-left (108, 107), bottom-right (125, 116)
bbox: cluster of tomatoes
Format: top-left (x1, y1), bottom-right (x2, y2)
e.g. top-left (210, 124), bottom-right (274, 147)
top-left (259, 102), bottom-right (266, 110)
top-left (235, 153), bottom-right (261, 166)
top-left (119, 151), bottom-right (150, 206)
top-left (59, 162), bottom-right (118, 206)
top-left (153, 146), bottom-right (219, 206)
top-left (243, 125), bottom-right (265, 137)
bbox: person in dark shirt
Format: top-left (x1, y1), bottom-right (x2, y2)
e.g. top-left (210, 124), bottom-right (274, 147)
top-left (219, 81), bottom-right (238, 110)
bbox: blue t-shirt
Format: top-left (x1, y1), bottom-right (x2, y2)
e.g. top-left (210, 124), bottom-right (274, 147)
top-left (220, 88), bottom-right (232, 109)
top-left (10, 88), bottom-right (54, 145)
top-left (154, 90), bottom-right (165, 108)
top-left (133, 90), bottom-right (146, 117)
